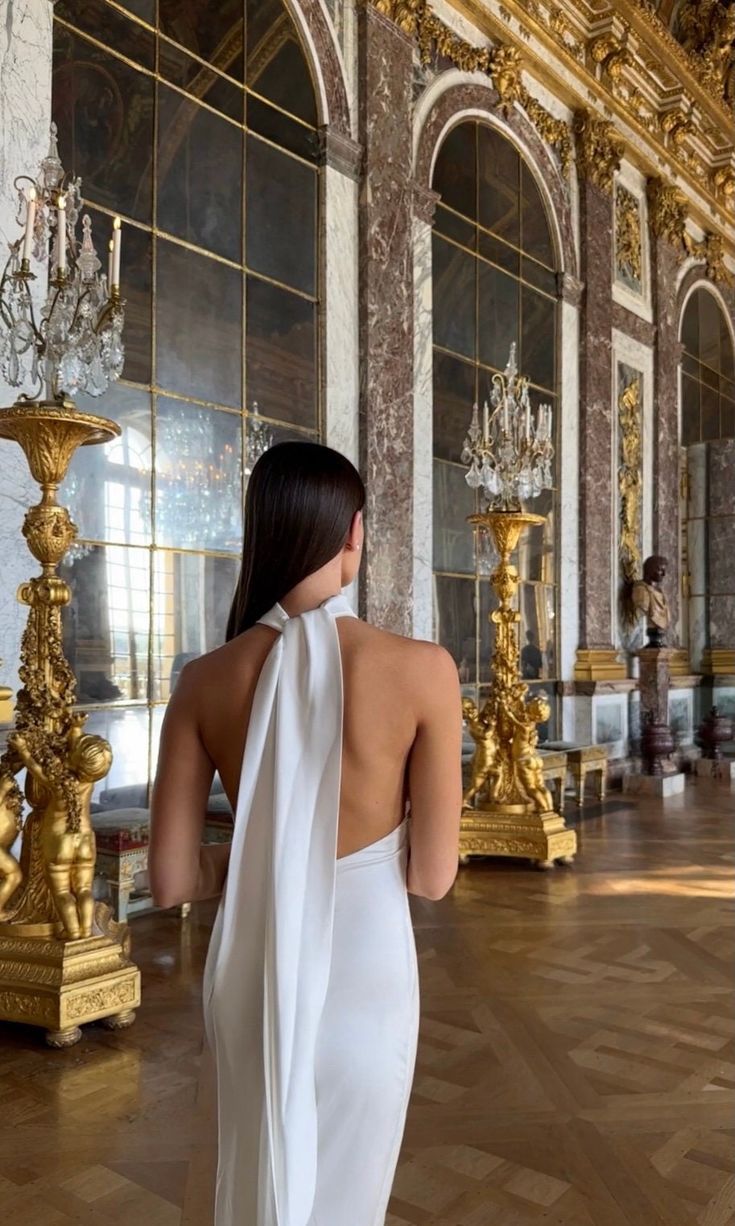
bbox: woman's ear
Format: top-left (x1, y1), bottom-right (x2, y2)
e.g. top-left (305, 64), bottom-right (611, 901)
top-left (346, 509), bottom-right (363, 552)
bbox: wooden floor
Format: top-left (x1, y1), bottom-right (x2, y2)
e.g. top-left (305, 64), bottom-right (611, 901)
top-left (0, 778), bottom-right (733, 1226)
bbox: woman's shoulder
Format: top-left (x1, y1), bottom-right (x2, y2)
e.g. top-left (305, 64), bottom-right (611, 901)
top-left (174, 625), bottom-right (275, 689)
top-left (341, 618), bottom-right (458, 674)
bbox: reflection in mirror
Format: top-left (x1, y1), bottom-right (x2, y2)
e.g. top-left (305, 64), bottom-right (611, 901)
top-left (60, 545), bottom-right (150, 704)
top-left (433, 461), bottom-right (475, 575)
top-left (152, 552), bottom-right (239, 701)
top-left (86, 706), bottom-right (151, 811)
top-left (246, 277), bottom-right (317, 430)
top-left (66, 385), bottom-right (152, 546)
top-left (434, 575), bottom-right (477, 684)
top-left (155, 397), bottom-right (243, 552)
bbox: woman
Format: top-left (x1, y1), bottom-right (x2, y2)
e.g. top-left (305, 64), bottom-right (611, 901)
top-left (149, 441), bottom-right (463, 1226)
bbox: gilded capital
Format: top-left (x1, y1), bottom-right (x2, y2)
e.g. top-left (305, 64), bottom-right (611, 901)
top-left (574, 110), bottom-right (624, 192)
top-left (370, 0), bottom-right (422, 35)
top-left (646, 176), bottom-right (687, 246)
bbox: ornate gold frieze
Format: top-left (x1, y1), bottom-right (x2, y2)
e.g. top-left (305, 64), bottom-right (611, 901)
top-left (617, 367), bottom-right (643, 593)
top-left (646, 175), bottom-right (688, 245)
top-left (615, 184), bottom-right (643, 285)
top-left (574, 109), bottom-right (624, 191)
top-left (589, 31), bottom-right (633, 84)
top-left (369, 0), bottom-right (574, 172)
top-left (712, 165), bottom-right (735, 206)
top-left (674, 0), bottom-right (735, 106)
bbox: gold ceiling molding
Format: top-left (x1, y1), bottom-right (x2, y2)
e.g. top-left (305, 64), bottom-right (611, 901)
top-left (574, 110), bottom-right (624, 191)
top-left (369, 0), bottom-right (573, 171)
top-left (628, 0), bottom-right (734, 109)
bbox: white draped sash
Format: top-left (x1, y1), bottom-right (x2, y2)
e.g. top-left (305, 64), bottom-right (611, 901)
top-left (203, 592), bottom-right (356, 1226)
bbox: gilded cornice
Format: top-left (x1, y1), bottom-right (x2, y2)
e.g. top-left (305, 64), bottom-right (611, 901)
top-left (647, 175), bottom-right (734, 285)
top-left (444, 0), bottom-right (734, 252)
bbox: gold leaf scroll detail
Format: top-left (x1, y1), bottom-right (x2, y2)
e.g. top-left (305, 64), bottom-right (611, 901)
top-left (574, 110), bottom-right (625, 192)
top-left (618, 371), bottom-right (643, 590)
top-left (615, 184), bottom-right (642, 284)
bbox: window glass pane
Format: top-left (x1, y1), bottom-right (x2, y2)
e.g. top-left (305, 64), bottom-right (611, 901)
top-left (479, 232), bottom-right (519, 277)
top-left (433, 122), bottom-right (477, 221)
top-left (247, 94), bottom-right (319, 163)
top-left (521, 162), bottom-right (554, 267)
top-left (117, 0), bottom-right (155, 22)
top-left (152, 552), bottom-right (239, 700)
top-left (60, 545), bottom-right (150, 704)
top-left (478, 263), bottom-right (518, 372)
top-left (156, 240), bottom-right (243, 406)
top-left (701, 384), bottom-right (720, 441)
top-left (55, 0), bottom-right (155, 68)
top-left (246, 0), bottom-right (317, 125)
top-left (155, 398), bottom-right (243, 552)
top-left (434, 205), bottom-right (475, 250)
top-left (681, 374), bottom-right (700, 445)
top-left (433, 237), bottom-right (476, 360)
top-left (522, 257), bottom-right (557, 297)
top-left (478, 125), bottom-right (520, 245)
top-left (721, 400), bottom-right (735, 439)
top-left (434, 576), bottom-right (477, 684)
top-left (699, 290), bottom-right (721, 371)
top-left (246, 276), bottom-right (317, 430)
top-left (86, 706), bottom-right (151, 810)
top-left (521, 285), bottom-right (555, 392)
top-left (433, 461), bottom-right (475, 574)
top-left (67, 384), bottom-right (152, 546)
top-left (158, 41), bottom-right (245, 122)
top-left (433, 350), bottom-right (476, 464)
top-left (520, 583), bottom-right (556, 678)
top-left (158, 85), bottom-right (243, 262)
top-left (517, 489), bottom-right (555, 582)
top-left (721, 317), bottom-right (735, 380)
top-left (246, 135), bottom-right (316, 294)
top-left (159, 0), bottom-right (245, 80)
top-left (52, 29), bottom-right (154, 223)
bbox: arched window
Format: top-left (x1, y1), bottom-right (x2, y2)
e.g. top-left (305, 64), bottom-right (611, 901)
top-left (53, 0), bottom-right (321, 803)
top-left (431, 120), bottom-right (560, 733)
top-left (680, 288), bottom-right (735, 444)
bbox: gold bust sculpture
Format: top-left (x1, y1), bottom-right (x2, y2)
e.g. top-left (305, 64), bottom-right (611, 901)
top-left (631, 555), bottom-right (671, 647)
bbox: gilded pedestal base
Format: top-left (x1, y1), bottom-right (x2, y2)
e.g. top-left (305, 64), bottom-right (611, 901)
top-left (459, 804), bottom-right (577, 869)
top-left (0, 908), bottom-right (140, 1047)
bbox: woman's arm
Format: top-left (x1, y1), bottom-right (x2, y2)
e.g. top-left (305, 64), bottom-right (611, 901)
top-left (149, 663), bottom-right (230, 909)
top-left (406, 643), bottom-right (463, 901)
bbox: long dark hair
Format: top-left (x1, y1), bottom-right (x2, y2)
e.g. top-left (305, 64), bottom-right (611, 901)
top-left (226, 441), bottom-right (366, 639)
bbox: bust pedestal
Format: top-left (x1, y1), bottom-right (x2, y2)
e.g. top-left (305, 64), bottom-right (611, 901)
top-left (624, 647), bottom-right (685, 796)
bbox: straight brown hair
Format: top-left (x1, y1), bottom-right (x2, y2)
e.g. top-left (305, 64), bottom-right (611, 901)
top-left (226, 441), bottom-right (365, 639)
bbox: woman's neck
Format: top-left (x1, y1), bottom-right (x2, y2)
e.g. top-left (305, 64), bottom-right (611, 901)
top-left (279, 561), bottom-right (343, 617)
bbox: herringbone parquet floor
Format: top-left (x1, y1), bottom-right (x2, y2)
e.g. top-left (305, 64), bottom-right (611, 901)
top-left (0, 779), bottom-right (733, 1225)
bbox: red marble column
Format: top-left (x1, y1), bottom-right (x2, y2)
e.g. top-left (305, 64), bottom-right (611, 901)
top-left (575, 174), bottom-right (623, 677)
top-left (649, 231), bottom-right (682, 639)
top-left (357, 3), bottom-right (415, 633)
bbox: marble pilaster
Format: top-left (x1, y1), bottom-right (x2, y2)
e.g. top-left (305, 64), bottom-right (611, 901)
top-left (0, 0), bottom-right (53, 694)
top-left (575, 174), bottom-right (623, 676)
top-left (357, 4), bottom-right (415, 632)
top-left (411, 193), bottom-right (437, 642)
top-left (649, 232), bottom-right (681, 638)
top-left (706, 438), bottom-right (735, 671)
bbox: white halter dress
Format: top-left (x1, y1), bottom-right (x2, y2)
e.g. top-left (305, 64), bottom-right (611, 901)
top-left (202, 593), bottom-right (420, 1226)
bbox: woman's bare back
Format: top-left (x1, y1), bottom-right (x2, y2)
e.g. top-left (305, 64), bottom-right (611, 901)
top-left (192, 615), bottom-right (454, 859)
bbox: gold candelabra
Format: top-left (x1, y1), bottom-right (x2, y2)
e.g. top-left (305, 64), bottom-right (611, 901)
top-left (459, 346), bottom-right (577, 869)
top-left (0, 135), bottom-right (139, 1046)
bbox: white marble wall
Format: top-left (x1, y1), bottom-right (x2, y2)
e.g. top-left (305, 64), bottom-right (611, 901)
top-left (0, 0), bottom-right (53, 694)
top-left (412, 214), bottom-right (434, 641)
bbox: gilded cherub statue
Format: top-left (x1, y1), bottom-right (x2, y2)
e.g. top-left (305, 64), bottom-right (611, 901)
top-left (10, 719), bottom-right (112, 940)
top-left (0, 773), bottom-right (23, 918)
top-left (462, 697), bottom-right (500, 808)
top-left (508, 695), bottom-right (555, 813)
top-left (631, 555), bottom-right (671, 647)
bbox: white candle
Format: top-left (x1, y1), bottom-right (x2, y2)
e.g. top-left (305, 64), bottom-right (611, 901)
top-left (482, 400), bottom-right (489, 440)
top-left (108, 239), bottom-right (114, 287)
top-left (546, 404), bottom-right (553, 437)
top-left (56, 195), bottom-right (66, 274)
top-left (22, 187), bottom-right (37, 263)
top-left (112, 216), bottom-right (122, 287)
top-left (525, 396), bottom-right (531, 441)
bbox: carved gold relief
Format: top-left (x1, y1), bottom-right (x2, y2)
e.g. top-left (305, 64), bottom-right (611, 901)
top-left (683, 230), bottom-right (735, 285)
top-left (646, 175), bottom-right (688, 245)
top-left (490, 44), bottom-right (524, 113)
top-left (675, 0), bottom-right (735, 104)
top-left (589, 32), bottom-right (633, 83)
top-left (574, 110), bottom-right (625, 191)
top-left (712, 165), bottom-right (735, 206)
top-left (615, 184), bottom-right (643, 285)
top-left (617, 368), bottom-right (643, 602)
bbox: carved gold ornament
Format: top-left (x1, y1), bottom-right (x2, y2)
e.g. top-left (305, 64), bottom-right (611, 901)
top-left (617, 371), bottom-right (643, 604)
top-left (459, 511), bottom-right (577, 868)
top-left (615, 184), bottom-right (643, 284)
top-left (675, 0), bottom-right (735, 104)
top-left (574, 110), bottom-right (625, 192)
top-left (589, 32), bottom-right (633, 84)
top-left (0, 399), bottom-right (140, 1046)
top-left (683, 230), bottom-right (735, 286)
top-left (646, 176), bottom-right (688, 246)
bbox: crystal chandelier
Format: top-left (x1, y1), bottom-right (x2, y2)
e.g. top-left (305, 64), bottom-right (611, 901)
top-left (462, 343), bottom-right (553, 510)
top-left (0, 123), bottom-right (125, 401)
top-left (245, 400), bottom-right (274, 478)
